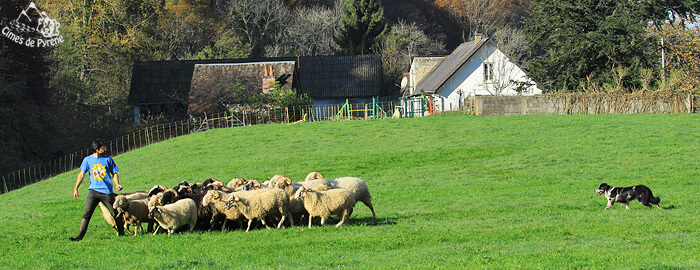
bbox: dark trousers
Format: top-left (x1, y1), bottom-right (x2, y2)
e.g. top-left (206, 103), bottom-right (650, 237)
top-left (73, 189), bottom-right (124, 240)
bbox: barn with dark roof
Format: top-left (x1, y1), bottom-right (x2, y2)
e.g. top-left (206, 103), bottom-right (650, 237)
top-left (128, 55), bottom-right (384, 122)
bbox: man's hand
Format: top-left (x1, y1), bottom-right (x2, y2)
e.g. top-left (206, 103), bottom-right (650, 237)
top-left (73, 189), bottom-right (79, 199)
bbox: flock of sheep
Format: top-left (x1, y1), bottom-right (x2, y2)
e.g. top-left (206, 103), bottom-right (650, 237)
top-left (100, 172), bottom-right (377, 235)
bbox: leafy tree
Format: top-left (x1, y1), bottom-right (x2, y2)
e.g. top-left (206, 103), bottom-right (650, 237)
top-left (525, 0), bottom-right (699, 92)
top-left (335, 0), bottom-right (388, 55)
top-left (649, 22), bottom-right (700, 92)
top-left (230, 82), bottom-right (312, 109)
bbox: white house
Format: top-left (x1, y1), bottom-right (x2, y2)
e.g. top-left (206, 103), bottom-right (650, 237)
top-left (407, 34), bottom-right (541, 113)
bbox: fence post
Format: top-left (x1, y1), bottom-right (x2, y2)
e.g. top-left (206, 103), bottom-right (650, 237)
top-left (2, 176), bottom-right (8, 194)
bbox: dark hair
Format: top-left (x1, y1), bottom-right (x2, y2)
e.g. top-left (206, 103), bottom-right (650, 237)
top-left (90, 139), bottom-right (106, 153)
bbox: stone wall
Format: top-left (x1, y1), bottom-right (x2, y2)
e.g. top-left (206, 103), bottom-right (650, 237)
top-left (474, 93), bottom-right (694, 116)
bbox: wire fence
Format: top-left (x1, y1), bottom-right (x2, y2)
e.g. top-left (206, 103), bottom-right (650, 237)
top-left (4, 94), bottom-right (695, 195)
top-left (0, 101), bottom-right (402, 195)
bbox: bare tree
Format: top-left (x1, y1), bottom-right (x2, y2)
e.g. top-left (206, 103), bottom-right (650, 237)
top-left (265, 1), bottom-right (341, 57)
top-left (380, 20), bottom-right (447, 94)
top-left (480, 27), bottom-right (534, 96)
top-left (227, 0), bottom-right (292, 58)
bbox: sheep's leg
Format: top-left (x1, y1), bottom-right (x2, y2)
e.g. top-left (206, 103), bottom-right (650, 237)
top-left (308, 216), bottom-right (313, 229)
top-left (125, 224), bottom-right (135, 235)
top-left (364, 202), bottom-right (377, 219)
top-left (135, 223), bottom-right (143, 235)
top-left (259, 217), bottom-right (271, 229)
top-left (246, 219), bottom-right (253, 232)
top-left (336, 212), bottom-right (348, 227)
top-left (320, 216), bottom-right (326, 226)
top-left (221, 219), bottom-right (228, 233)
top-left (276, 215), bottom-right (286, 229)
top-left (285, 210), bottom-right (294, 227)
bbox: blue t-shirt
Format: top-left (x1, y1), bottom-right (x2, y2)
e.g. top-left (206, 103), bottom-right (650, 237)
top-left (80, 155), bottom-right (119, 194)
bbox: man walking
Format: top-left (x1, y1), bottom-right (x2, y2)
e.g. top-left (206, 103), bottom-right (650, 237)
top-left (69, 139), bottom-right (124, 241)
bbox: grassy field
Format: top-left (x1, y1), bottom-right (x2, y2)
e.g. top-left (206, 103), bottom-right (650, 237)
top-left (1, 113), bottom-right (699, 269)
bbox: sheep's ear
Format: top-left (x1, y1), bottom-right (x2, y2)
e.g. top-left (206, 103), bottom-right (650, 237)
top-left (234, 196), bottom-right (241, 202)
top-left (284, 178), bottom-right (291, 185)
top-left (212, 191), bottom-right (219, 199)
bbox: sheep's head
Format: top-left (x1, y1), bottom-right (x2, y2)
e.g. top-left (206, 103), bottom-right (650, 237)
top-left (161, 189), bottom-right (179, 205)
top-left (208, 180), bottom-right (225, 190)
top-left (147, 207), bottom-right (161, 219)
top-left (202, 178), bottom-right (217, 186)
top-left (148, 193), bottom-right (163, 211)
top-left (304, 172), bottom-right (324, 181)
top-left (147, 185), bottom-right (167, 197)
top-left (243, 180), bottom-right (262, 191)
top-left (202, 190), bottom-right (220, 207)
top-left (227, 178), bottom-right (245, 188)
top-left (294, 186), bottom-right (311, 200)
top-left (270, 175), bottom-right (290, 187)
top-left (225, 195), bottom-right (242, 210)
top-left (112, 195), bottom-right (127, 210)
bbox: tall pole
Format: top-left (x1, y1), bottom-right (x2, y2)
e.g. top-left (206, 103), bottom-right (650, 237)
top-left (661, 37), bottom-right (666, 82)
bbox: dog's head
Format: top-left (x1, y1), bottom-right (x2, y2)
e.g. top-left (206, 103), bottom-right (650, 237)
top-left (595, 183), bottom-right (611, 196)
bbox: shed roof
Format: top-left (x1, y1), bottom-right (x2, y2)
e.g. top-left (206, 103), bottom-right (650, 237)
top-left (128, 55), bottom-right (384, 105)
top-left (128, 58), bottom-right (295, 105)
top-left (410, 38), bottom-right (489, 96)
top-left (296, 54), bottom-right (383, 99)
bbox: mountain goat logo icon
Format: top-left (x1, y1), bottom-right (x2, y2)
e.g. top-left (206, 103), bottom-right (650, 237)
top-left (2, 2), bottom-right (64, 47)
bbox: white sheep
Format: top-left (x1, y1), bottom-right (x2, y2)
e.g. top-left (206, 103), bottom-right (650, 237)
top-left (270, 175), bottom-right (306, 222)
top-left (224, 188), bottom-right (294, 232)
top-left (305, 173), bottom-right (377, 219)
top-left (147, 198), bottom-right (198, 235)
top-left (202, 190), bottom-right (244, 231)
top-left (98, 191), bottom-right (149, 235)
top-left (113, 195), bottom-right (152, 235)
top-left (294, 186), bottom-right (356, 229)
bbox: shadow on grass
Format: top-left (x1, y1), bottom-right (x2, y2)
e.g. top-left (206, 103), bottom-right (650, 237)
top-left (350, 217), bottom-right (397, 227)
top-left (662, 205), bottom-right (677, 210)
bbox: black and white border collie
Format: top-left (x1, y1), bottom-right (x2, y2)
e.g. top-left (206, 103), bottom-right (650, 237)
top-left (595, 183), bottom-right (661, 210)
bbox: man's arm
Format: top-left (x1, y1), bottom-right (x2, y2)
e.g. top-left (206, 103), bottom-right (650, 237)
top-left (113, 173), bottom-right (122, 191)
top-left (73, 171), bottom-right (85, 199)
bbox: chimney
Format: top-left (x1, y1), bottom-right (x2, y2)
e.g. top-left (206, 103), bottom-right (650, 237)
top-left (474, 32), bottom-right (482, 43)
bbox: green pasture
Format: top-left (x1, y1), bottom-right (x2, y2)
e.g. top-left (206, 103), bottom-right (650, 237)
top-left (1, 113), bottom-right (699, 269)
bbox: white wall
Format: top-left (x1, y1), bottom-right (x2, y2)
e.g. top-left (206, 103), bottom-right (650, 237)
top-left (433, 43), bottom-right (541, 112)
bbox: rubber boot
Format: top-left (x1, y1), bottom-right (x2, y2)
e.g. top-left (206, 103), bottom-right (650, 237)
top-left (69, 218), bottom-right (90, 241)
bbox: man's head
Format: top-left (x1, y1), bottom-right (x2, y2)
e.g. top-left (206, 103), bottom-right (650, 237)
top-left (90, 139), bottom-right (107, 156)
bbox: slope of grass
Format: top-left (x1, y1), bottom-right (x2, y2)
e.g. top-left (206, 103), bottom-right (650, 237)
top-left (1, 113), bottom-right (699, 269)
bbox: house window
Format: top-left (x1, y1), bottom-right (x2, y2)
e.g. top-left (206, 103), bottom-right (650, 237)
top-left (484, 63), bottom-right (494, 82)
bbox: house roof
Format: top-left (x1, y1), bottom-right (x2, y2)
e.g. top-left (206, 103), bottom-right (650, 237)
top-left (128, 55), bottom-right (384, 106)
top-left (296, 54), bottom-right (383, 99)
top-left (410, 38), bottom-right (489, 96)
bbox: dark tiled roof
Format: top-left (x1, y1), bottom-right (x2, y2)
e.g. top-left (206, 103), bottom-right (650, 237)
top-left (297, 55), bottom-right (383, 99)
top-left (128, 58), bottom-right (295, 105)
top-left (128, 55), bottom-right (384, 105)
top-left (411, 38), bottom-right (489, 96)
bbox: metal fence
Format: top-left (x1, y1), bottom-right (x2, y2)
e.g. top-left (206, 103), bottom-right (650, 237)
top-left (0, 101), bottom-right (402, 195)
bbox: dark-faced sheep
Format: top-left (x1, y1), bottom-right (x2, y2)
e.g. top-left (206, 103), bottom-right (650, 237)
top-left (294, 186), bottom-right (356, 229)
top-left (202, 190), bottom-right (244, 231)
top-left (113, 195), bottom-right (153, 235)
